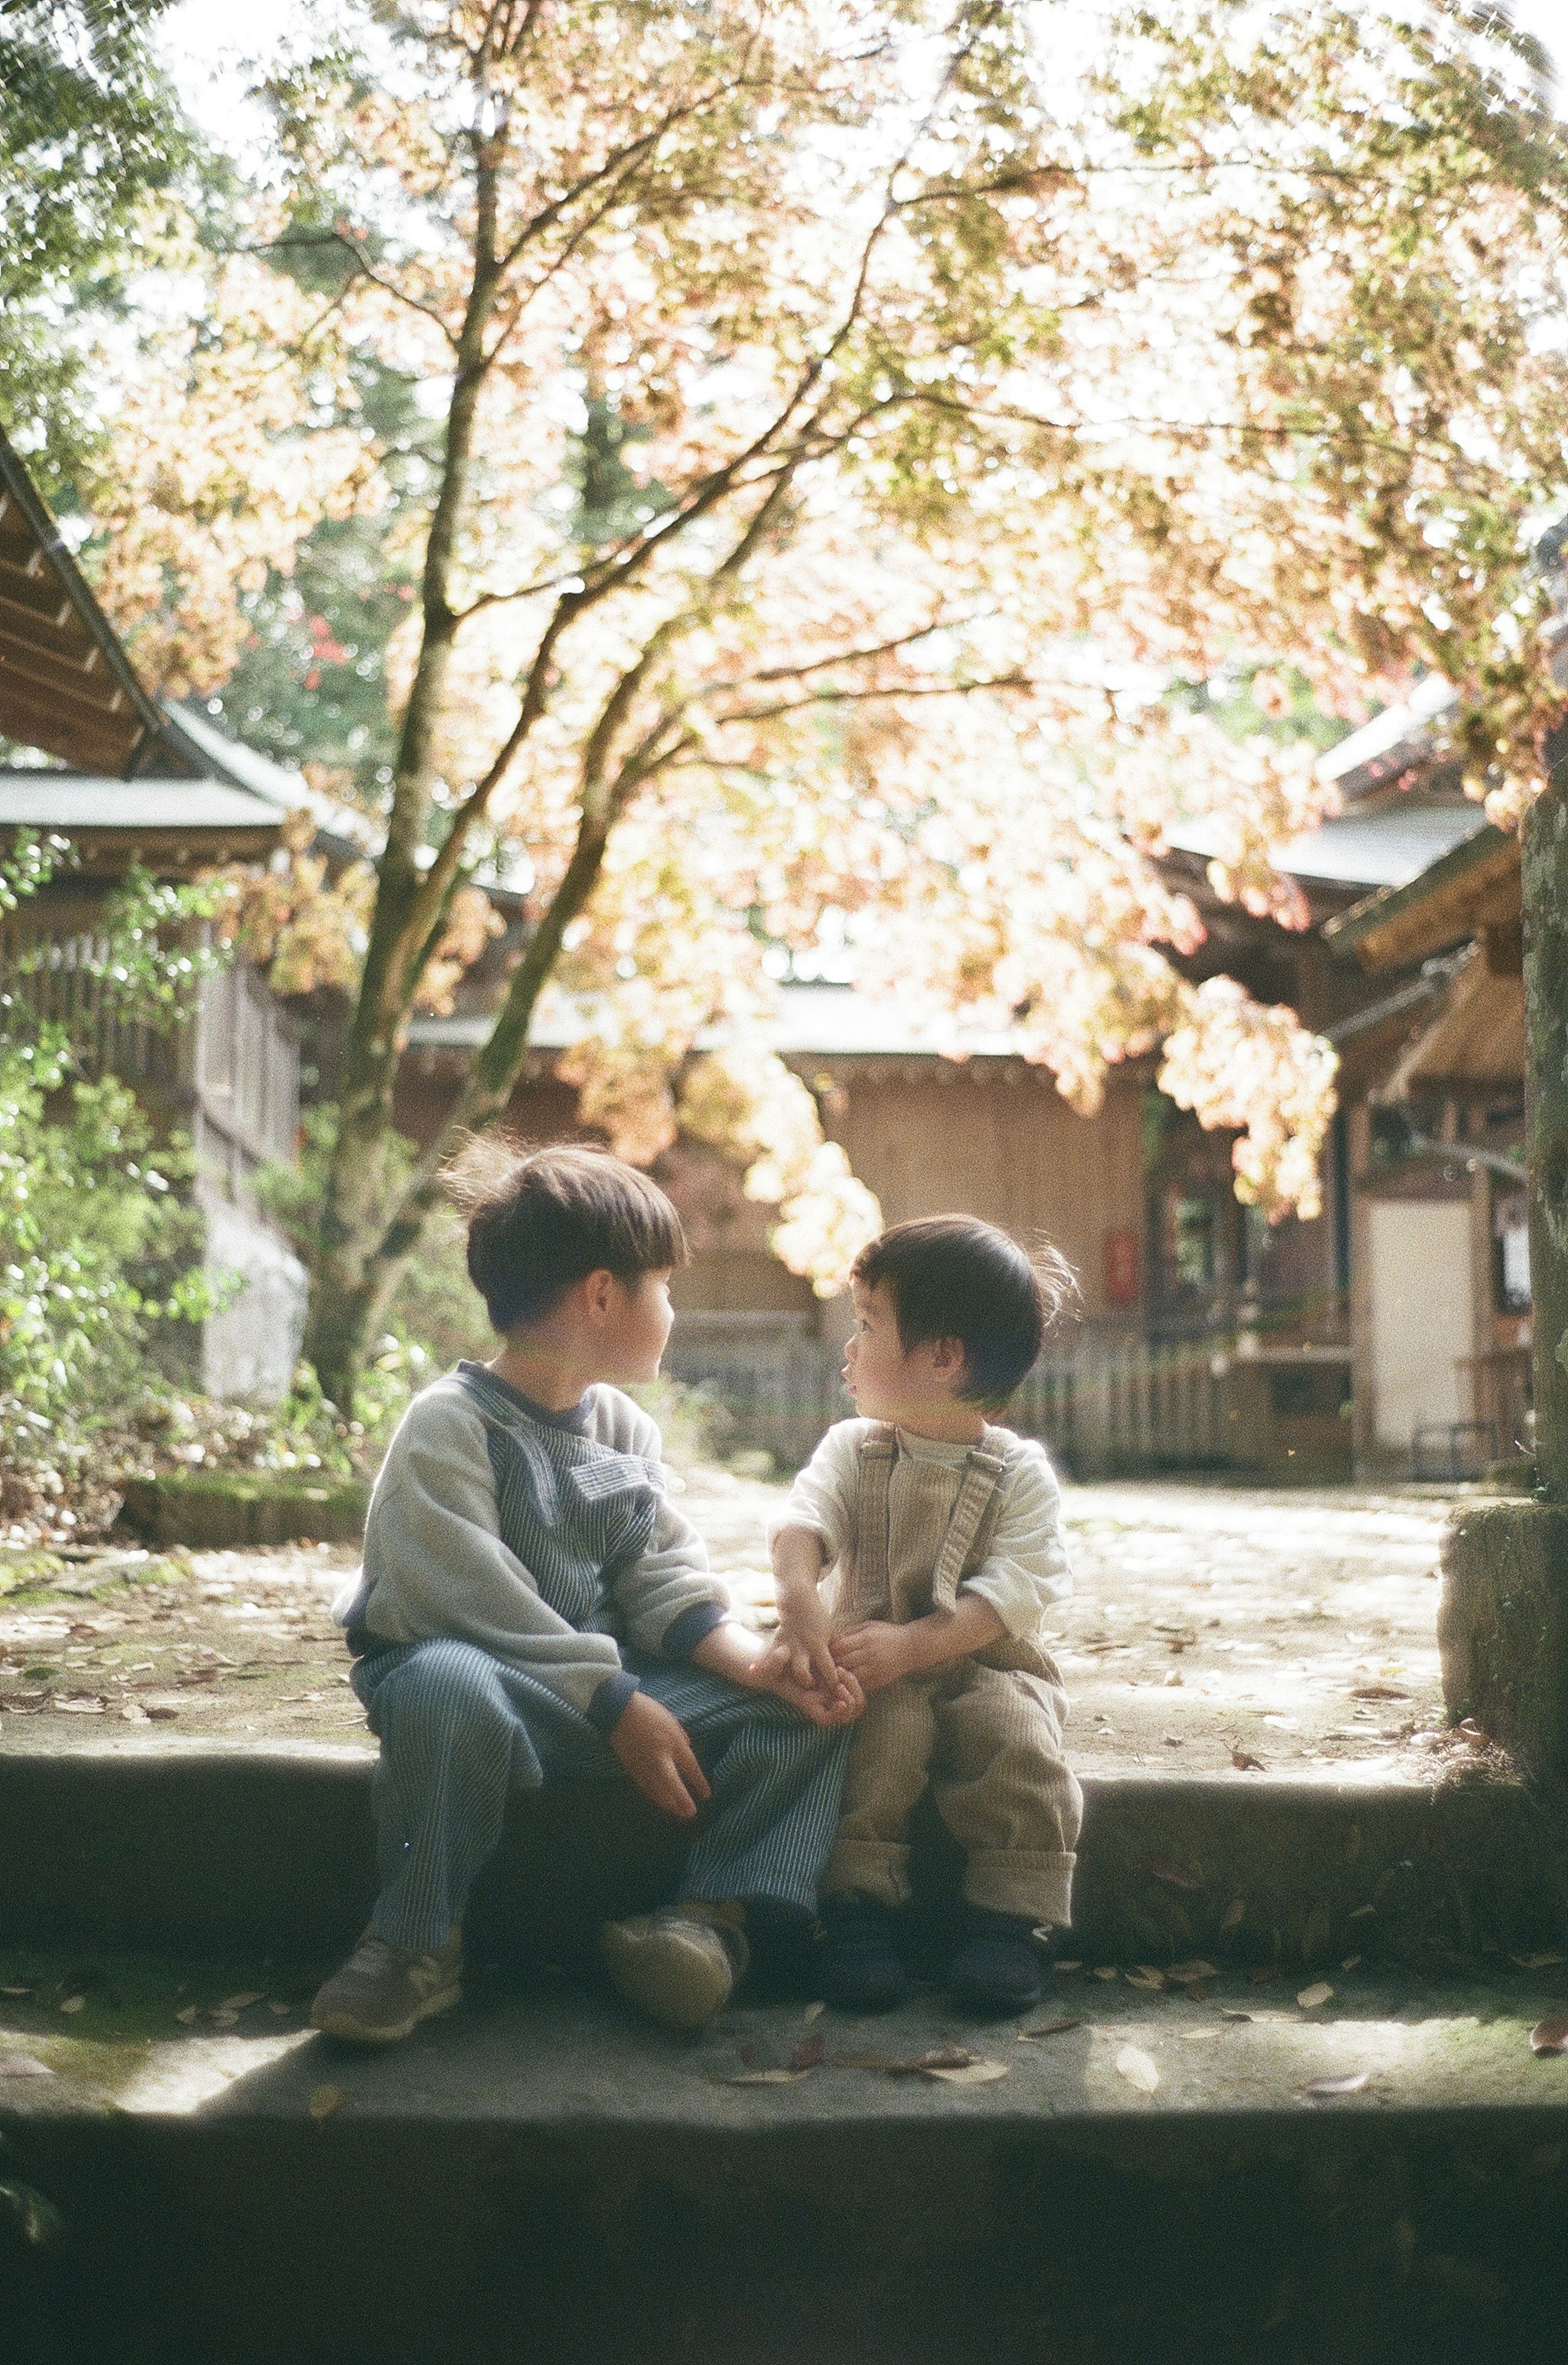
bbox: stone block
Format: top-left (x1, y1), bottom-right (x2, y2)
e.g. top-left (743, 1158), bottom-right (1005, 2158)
top-left (116, 1470), bottom-right (370, 1548)
top-left (1439, 1499), bottom-right (1568, 1779)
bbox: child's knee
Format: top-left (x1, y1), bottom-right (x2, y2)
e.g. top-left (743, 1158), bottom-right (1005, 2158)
top-left (381, 1639), bottom-right (511, 1735)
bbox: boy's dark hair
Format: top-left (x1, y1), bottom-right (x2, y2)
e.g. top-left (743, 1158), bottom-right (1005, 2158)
top-left (851, 1216), bottom-right (1075, 1405)
top-left (448, 1138), bottom-right (687, 1334)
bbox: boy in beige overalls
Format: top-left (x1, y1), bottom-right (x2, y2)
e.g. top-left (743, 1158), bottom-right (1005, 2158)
top-left (766, 1215), bottom-right (1081, 2015)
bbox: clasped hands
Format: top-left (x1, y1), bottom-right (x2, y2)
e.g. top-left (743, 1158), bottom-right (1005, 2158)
top-left (759, 1589), bottom-right (922, 1713)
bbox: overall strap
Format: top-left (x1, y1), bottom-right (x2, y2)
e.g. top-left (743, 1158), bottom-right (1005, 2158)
top-left (929, 1434), bottom-right (1011, 1614)
top-left (852, 1424), bottom-right (900, 1617)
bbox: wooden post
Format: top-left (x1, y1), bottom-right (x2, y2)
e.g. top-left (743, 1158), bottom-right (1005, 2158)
top-left (1523, 733), bottom-right (1568, 1500)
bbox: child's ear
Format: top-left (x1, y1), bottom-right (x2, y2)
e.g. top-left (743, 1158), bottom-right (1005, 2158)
top-left (582, 1267), bottom-right (618, 1322)
top-left (931, 1335), bottom-right (968, 1384)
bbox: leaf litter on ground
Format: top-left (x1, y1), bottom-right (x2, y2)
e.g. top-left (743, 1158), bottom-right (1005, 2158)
top-left (835, 2044), bottom-right (1008, 2084)
top-left (1017, 2017), bottom-right (1083, 2040)
top-left (1302, 2071), bottom-right (1370, 2098)
top-left (1529, 2019), bottom-right (1568, 2054)
top-left (1114, 2044), bottom-right (1159, 2094)
top-left (1296, 1982), bottom-right (1334, 2011)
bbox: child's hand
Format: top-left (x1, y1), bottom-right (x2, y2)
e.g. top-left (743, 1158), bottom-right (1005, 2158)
top-left (771, 1587), bottom-right (841, 1704)
top-left (609, 1691), bottom-right (712, 1820)
top-left (757, 1650), bottom-right (865, 1728)
top-left (833, 1620), bottom-right (918, 1696)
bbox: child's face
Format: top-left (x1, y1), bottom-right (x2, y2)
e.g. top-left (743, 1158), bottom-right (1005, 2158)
top-left (842, 1278), bottom-right (967, 1422)
top-left (598, 1266), bottom-right (676, 1382)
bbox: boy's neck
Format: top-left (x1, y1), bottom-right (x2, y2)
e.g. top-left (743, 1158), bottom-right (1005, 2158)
top-left (487, 1338), bottom-right (596, 1414)
top-left (882, 1402), bottom-right (987, 1445)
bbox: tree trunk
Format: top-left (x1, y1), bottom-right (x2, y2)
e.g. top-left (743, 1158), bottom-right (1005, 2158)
top-left (1524, 725), bottom-right (1568, 1500)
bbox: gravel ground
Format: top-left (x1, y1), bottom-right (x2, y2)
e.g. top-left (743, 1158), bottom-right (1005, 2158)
top-left (0, 1469), bottom-right (1474, 1779)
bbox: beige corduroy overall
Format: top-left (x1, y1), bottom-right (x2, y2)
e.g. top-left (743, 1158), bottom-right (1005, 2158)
top-left (822, 1424), bottom-right (1082, 1928)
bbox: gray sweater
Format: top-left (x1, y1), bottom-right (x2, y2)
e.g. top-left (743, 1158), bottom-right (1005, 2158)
top-left (334, 1363), bottom-right (729, 1730)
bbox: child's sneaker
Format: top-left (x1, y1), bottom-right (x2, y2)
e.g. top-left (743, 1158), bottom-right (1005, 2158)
top-left (944, 1906), bottom-right (1043, 2016)
top-left (816, 1892), bottom-right (909, 2011)
top-left (600, 1900), bottom-right (748, 2028)
top-left (310, 1926), bottom-right (464, 2043)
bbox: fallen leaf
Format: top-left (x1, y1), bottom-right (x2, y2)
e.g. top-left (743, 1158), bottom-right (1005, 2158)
top-left (1303, 2071), bottom-right (1370, 2098)
top-left (1093, 1966), bottom-right (1119, 1982)
top-left (146, 1706), bottom-right (179, 1721)
top-left (1248, 1966), bottom-right (1279, 1984)
top-left (120, 1702), bottom-right (149, 1724)
top-left (1513, 1952), bottom-right (1568, 1971)
top-left (1457, 1718), bottom-right (1490, 1749)
top-left (1221, 1899), bottom-right (1247, 1932)
top-left (1051, 1960), bottom-right (1083, 1973)
top-left (218, 1992), bottom-right (265, 2013)
top-left (58, 1996), bottom-right (85, 2015)
top-left (727, 2068), bottom-right (809, 2085)
top-left (1341, 1955), bottom-right (1363, 1972)
top-left (1220, 2009), bottom-right (1254, 2022)
top-left (1018, 2017), bottom-right (1082, 2039)
top-left (1231, 1747), bottom-right (1266, 1772)
top-left (1297, 1983), bottom-right (1334, 2011)
top-left (308, 2082), bottom-right (349, 2119)
top-left (802, 2000), bottom-right (826, 2025)
top-left (1181, 2026), bottom-right (1224, 2043)
top-left (837, 2045), bottom-right (979, 2075)
top-left (1350, 1684), bottom-right (1411, 1701)
top-left (0, 1983), bottom-right (31, 1998)
top-left (1167, 1961), bottom-right (1218, 1985)
top-left (1530, 2020), bottom-right (1568, 2054)
top-left (55, 1696), bottom-right (105, 1714)
top-left (1147, 1860), bottom-right (1202, 1892)
top-left (927, 2058), bottom-right (1009, 2086)
top-left (0, 2055), bottom-right (53, 2078)
top-left (789, 2033), bottom-right (826, 2072)
top-left (1126, 1967), bottom-right (1165, 1992)
top-left (267, 1999), bottom-right (292, 2015)
top-left (1115, 2044), bottom-right (1160, 2094)
top-left (175, 2004), bottom-right (202, 2026)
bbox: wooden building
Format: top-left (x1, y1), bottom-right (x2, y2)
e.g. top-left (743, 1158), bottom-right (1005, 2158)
top-left (1322, 697), bottom-right (1530, 1479)
top-left (0, 428), bottom-right (306, 1402)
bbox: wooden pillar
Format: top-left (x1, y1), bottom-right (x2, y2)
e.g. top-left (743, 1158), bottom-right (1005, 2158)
top-left (1524, 733), bottom-right (1568, 1499)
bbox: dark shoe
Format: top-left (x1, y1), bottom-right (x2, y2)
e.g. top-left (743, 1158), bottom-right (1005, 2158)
top-left (740, 1900), bottom-right (818, 2002)
top-left (816, 1892), bottom-right (910, 2011)
top-left (945, 1908), bottom-right (1044, 2017)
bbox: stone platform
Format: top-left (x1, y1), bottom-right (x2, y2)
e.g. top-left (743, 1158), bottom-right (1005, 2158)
top-left (2, 1741), bottom-right (1563, 1969)
top-left (5, 1744), bottom-right (1568, 2361)
top-left (9, 1957), bottom-right (1568, 2364)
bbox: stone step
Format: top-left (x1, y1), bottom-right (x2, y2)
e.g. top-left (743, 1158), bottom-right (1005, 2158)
top-left (7, 1962), bottom-right (1568, 2363)
top-left (2, 1743), bottom-right (1564, 1969)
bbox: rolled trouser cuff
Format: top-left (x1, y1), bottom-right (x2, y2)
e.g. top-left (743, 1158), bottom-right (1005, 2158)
top-left (821, 1837), bottom-right (911, 1908)
top-left (962, 1850), bottom-right (1076, 1927)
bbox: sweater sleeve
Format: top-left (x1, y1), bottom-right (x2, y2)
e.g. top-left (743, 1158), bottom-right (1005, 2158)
top-left (768, 1420), bottom-right (861, 1568)
top-left (958, 1443), bottom-right (1074, 1635)
top-left (352, 1387), bottom-right (633, 1726)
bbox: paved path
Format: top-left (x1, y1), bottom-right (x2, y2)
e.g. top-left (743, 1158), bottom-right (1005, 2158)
top-left (0, 1470), bottom-right (1470, 1778)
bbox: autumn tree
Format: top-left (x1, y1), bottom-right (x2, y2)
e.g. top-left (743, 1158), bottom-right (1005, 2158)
top-left (81, 0), bottom-right (1568, 1407)
top-left (0, 0), bottom-right (196, 499)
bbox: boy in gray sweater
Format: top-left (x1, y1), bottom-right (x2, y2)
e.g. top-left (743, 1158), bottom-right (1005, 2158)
top-left (767, 1216), bottom-right (1081, 2018)
top-left (311, 1144), bottom-right (858, 2044)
